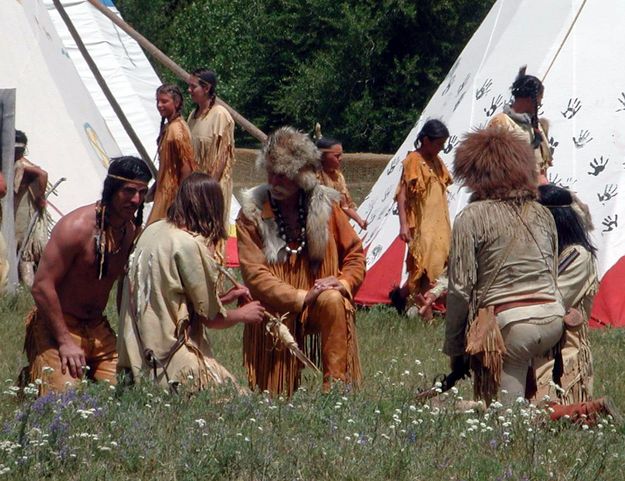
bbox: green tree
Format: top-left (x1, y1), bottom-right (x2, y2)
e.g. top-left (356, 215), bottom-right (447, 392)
top-left (115, 0), bottom-right (495, 151)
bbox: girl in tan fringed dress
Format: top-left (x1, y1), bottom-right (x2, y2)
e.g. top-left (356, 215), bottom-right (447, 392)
top-left (146, 84), bottom-right (197, 225)
top-left (187, 69), bottom-right (235, 232)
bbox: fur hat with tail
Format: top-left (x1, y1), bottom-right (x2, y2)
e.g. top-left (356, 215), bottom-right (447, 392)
top-left (453, 127), bottom-right (538, 201)
top-left (256, 126), bottom-right (321, 191)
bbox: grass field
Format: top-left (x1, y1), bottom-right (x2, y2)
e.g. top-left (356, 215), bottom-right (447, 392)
top-left (1, 287), bottom-right (624, 480)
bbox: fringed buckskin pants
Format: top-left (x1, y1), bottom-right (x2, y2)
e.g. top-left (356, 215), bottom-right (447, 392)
top-left (24, 308), bottom-right (118, 396)
top-left (307, 289), bottom-right (361, 391)
top-left (499, 315), bottom-right (563, 403)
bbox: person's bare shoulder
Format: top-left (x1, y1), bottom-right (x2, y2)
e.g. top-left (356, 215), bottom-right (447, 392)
top-left (49, 204), bottom-right (97, 248)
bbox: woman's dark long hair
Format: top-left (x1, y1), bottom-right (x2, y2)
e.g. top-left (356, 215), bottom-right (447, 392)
top-left (538, 184), bottom-right (597, 257)
top-left (167, 173), bottom-right (227, 244)
top-left (192, 68), bottom-right (217, 111)
top-left (414, 119), bottom-right (449, 149)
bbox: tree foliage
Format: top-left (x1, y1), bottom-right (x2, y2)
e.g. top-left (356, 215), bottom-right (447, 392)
top-left (116, 0), bottom-right (495, 151)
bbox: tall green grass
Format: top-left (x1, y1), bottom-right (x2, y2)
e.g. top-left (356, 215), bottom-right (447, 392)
top-left (1, 290), bottom-right (624, 480)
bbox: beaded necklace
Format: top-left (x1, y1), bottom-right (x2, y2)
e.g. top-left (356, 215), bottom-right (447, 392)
top-left (269, 190), bottom-right (308, 256)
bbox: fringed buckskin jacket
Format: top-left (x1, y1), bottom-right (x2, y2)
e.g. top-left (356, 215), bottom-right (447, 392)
top-left (236, 184), bottom-right (365, 394)
top-left (444, 198), bottom-right (565, 358)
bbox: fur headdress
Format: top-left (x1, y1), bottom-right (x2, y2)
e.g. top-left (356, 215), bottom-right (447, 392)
top-left (256, 126), bottom-right (321, 192)
top-left (453, 127), bottom-right (538, 201)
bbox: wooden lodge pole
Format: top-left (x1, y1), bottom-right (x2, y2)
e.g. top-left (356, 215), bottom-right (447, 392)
top-left (85, 0), bottom-right (268, 144)
top-left (52, 0), bottom-right (158, 177)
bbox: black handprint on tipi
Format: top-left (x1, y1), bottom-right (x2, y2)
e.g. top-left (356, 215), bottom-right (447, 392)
top-left (475, 79), bottom-right (493, 100)
top-left (588, 156), bottom-right (609, 176)
top-left (548, 136), bottom-right (559, 157)
top-left (457, 74), bottom-right (471, 95)
top-left (597, 184), bottom-right (618, 203)
top-left (382, 186), bottom-right (393, 202)
top-left (443, 135), bottom-right (459, 154)
top-left (453, 92), bottom-right (467, 112)
top-left (484, 95), bottom-right (504, 117)
top-left (547, 173), bottom-right (578, 190)
top-left (561, 98), bottom-right (582, 119)
top-left (441, 60), bottom-right (461, 96)
top-left (602, 214), bottom-right (618, 233)
top-left (386, 156), bottom-right (401, 175)
top-left (616, 92), bottom-right (625, 112)
top-left (573, 129), bottom-right (593, 148)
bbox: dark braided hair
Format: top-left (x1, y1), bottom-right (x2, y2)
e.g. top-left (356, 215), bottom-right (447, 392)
top-left (156, 84), bottom-right (184, 145)
top-left (538, 184), bottom-right (597, 257)
top-left (414, 119), bottom-right (449, 149)
top-left (192, 68), bottom-right (218, 111)
top-left (315, 137), bottom-right (341, 150)
top-left (15, 130), bottom-right (28, 160)
top-left (511, 66), bottom-right (544, 149)
top-left (95, 156), bottom-right (152, 278)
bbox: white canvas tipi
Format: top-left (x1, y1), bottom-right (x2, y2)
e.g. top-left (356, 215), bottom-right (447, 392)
top-left (355, 0), bottom-right (625, 305)
top-left (44, 0), bottom-right (243, 236)
top-left (0, 0), bottom-right (121, 222)
top-left (43, 0), bottom-right (161, 162)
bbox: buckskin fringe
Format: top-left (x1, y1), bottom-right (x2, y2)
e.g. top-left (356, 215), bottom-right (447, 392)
top-left (344, 299), bottom-right (362, 389)
top-left (243, 313), bottom-right (307, 396)
top-left (465, 306), bottom-right (507, 405)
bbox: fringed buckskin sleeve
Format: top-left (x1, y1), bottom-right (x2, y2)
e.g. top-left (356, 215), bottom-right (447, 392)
top-left (330, 204), bottom-right (366, 299)
top-left (236, 213), bottom-right (308, 314)
top-left (444, 210), bottom-right (476, 357)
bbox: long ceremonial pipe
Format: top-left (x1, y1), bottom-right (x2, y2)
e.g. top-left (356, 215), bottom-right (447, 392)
top-left (85, 0), bottom-right (268, 144)
top-left (52, 0), bottom-right (158, 178)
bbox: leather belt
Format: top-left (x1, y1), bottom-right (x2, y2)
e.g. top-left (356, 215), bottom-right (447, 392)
top-left (494, 299), bottom-right (552, 316)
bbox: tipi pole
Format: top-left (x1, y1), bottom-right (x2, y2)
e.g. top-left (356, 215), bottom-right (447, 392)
top-left (0, 89), bottom-right (19, 292)
top-left (52, 0), bottom-right (158, 178)
top-left (85, 0), bottom-right (268, 144)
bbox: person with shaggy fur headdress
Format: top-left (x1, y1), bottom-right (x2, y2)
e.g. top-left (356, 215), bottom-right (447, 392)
top-left (444, 127), bottom-right (564, 405)
top-left (488, 67), bottom-right (552, 184)
top-left (236, 126), bottom-right (365, 396)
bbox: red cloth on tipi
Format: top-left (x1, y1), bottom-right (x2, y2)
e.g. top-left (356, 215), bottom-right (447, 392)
top-left (355, 236), bottom-right (406, 305)
top-left (590, 255), bottom-right (625, 328)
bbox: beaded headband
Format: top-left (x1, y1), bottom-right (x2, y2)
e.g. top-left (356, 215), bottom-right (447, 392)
top-left (107, 174), bottom-right (149, 186)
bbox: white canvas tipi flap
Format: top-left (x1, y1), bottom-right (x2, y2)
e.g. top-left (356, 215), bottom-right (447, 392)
top-left (0, 0), bottom-right (121, 221)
